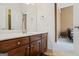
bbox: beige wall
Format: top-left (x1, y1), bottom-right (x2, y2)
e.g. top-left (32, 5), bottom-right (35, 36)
top-left (60, 6), bottom-right (73, 32)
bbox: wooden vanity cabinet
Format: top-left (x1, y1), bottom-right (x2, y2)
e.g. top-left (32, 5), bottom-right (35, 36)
top-left (0, 33), bottom-right (48, 56)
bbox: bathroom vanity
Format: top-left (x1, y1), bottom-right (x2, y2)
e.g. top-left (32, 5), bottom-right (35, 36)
top-left (0, 3), bottom-right (51, 56)
top-left (0, 32), bottom-right (48, 56)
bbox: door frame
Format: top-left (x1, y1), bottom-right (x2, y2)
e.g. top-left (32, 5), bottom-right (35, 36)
top-left (54, 3), bottom-right (74, 42)
top-left (54, 3), bottom-right (57, 42)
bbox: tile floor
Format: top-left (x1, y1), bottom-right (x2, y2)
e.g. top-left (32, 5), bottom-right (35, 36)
top-left (45, 38), bottom-right (74, 56)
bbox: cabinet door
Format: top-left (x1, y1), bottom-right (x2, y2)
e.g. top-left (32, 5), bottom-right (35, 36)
top-left (41, 35), bottom-right (47, 53)
top-left (41, 38), bottom-right (47, 53)
top-left (8, 46), bottom-right (26, 56)
top-left (25, 45), bottom-right (30, 56)
top-left (30, 40), bottom-right (41, 56)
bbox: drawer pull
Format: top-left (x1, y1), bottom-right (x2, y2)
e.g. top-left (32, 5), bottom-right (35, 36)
top-left (17, 42), bottom-right (21, 45)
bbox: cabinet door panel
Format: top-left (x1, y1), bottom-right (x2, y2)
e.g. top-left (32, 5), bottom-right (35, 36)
top-left (30, 40), bottom-right (41, 56)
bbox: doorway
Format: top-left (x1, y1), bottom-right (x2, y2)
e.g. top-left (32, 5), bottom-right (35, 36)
top-left (54, 3), bottom-right (74, 55)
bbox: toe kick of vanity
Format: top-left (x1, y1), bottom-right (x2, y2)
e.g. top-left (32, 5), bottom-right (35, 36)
top-left (0, 33), bottom-right (48, 56)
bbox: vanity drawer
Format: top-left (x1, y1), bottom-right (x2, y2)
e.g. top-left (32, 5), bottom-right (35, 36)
top-left (30, 34), bottom-right (42, 42)
top-left (0, 37), bottom-right (29, 53)
top-left (0, 39), bottom-right (19, 53)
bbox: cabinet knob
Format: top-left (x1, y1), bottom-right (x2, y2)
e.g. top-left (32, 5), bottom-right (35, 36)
top-left (17, 41), bottom-right (21, 45)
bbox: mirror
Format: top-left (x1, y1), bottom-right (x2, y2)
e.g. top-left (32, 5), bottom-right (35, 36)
top-left (8, 9), bottom-right (11, 30)
top-left (0, 3), bottom-right (24, 31)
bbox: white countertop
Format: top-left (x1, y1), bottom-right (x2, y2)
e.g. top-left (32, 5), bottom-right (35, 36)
top-left (0, 31), bottom-right (48, 41)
